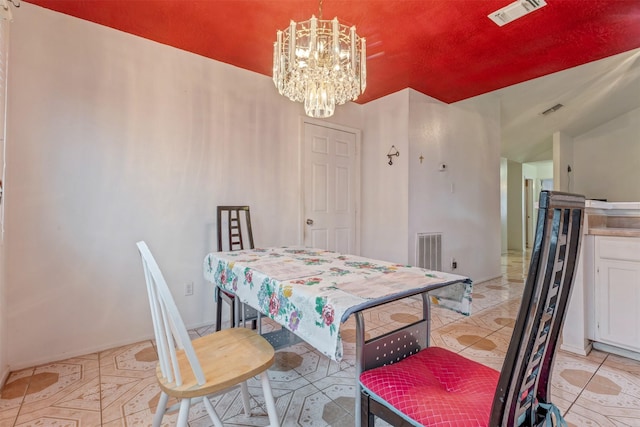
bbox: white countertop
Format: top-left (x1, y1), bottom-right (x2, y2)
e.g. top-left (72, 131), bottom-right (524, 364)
top-left (589, 227), bottom-right (640, 238)
top-left (586, 200), bottom-right (640, 210)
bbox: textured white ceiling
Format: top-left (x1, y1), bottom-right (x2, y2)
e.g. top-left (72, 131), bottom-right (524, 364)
top-left (496, 48), bottom-right (640, 163)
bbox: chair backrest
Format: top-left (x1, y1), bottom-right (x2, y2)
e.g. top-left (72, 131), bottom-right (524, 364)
top-left (217, 206), bottom-right (255, 251)
top-left (490, 191), bottom-right (585, 426)
top-left (136, 241), bottom-right (206, 386)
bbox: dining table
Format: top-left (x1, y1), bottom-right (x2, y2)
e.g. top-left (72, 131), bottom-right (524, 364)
top-left (203, 246), bottom-right (472, 424)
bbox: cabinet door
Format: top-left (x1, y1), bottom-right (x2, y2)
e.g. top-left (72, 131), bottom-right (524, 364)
top-left (595, 258), bottom-right (640, 352)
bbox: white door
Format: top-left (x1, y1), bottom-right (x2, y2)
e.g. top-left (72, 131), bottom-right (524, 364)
top-left (525, 179), bottom-right (533, 248)
top-left (303, 122), bottom-right (360, 254)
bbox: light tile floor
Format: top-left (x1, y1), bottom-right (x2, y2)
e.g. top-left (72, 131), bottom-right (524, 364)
top-left (2, 251), bottom-right (640, 426)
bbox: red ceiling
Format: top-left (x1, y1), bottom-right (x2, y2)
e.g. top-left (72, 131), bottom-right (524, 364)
top-left (26, 0), bottom-right (640, 104)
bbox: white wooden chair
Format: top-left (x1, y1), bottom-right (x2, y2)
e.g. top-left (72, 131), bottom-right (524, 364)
top-left (136, 241), bottom-right (280, 427)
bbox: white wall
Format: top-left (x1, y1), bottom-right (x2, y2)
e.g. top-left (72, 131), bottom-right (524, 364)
top-left (5, 4), bottom-right (363, 369)
top-left (360, 90), bottom-right (410, 263)
top-left (359, 89), bottom-right (502, 283)
top-left (572, 107), bottom-right (640, 201)
top-left (507, 160), bottom-right (523, 250)
top-left (4, 4), bottom-right (504, 369)
top-left (408, 91), bottom-right (501, 282)
top-left (523, 160), bottom-right (553, 191)
top-left (500, 158), bottom-right (508, 253)
top-left (0, 17), bottom-right (8, 384)
top-left (553, 131), bottom-right (574, 193)
top-left (522, 160), bottom-right (553, 248)
top-left (0, 235), bottom-right (4, 384)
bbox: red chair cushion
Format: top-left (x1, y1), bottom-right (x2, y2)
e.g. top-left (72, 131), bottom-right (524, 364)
top-left (359, 347), bottom-right (500, 426)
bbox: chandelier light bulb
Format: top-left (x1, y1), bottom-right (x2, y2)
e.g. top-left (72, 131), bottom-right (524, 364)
top-left (273, 14), bottom-right (366, 118)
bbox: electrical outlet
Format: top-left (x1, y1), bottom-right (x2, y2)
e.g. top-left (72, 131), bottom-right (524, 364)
top-left (184, 282), bottom-right (194, 296)
top-left (451, 259), bottom-right (457, 270)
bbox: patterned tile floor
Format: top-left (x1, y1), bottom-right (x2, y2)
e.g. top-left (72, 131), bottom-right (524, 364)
top-left (2, 251), bottom-right (640, 426)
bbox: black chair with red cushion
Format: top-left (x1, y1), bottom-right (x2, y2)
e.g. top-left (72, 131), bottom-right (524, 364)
top-left (359, 191), bottom-right (585, 426)
top-left (215, 205), bottom-right (259, 331)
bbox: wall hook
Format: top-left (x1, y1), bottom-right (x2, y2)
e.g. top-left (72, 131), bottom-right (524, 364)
top-left (387, 145), bottom-right (399, 165)
top-left (3, 0), bottom-right (19, 10)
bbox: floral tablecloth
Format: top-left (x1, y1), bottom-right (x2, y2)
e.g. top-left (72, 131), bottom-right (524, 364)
top-left (204, 247), bottom-right (472, 361)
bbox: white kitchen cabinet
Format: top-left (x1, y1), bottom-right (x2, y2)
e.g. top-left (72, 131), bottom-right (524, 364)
top-left (594, 236), bottom-right (640, 353)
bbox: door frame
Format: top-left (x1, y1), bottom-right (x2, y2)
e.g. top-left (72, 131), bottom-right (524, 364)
top-left (299, 117), bottom-right (362, 255)
top-left (525, 178), bottom-right (534, 249)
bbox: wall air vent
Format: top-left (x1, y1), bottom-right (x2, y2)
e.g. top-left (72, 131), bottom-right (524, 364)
top-left (416, 233), bottom-right (442, 271)
top-left (541, 103), bottom-right (564, 116)
top-left (489, 0), bottom-right (547, 27)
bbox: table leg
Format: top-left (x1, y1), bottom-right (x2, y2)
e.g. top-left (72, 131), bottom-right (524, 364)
top-left (355, 312), bottom-right (365, 426)
top-left (422, 292), bottom-right (431, 347)
top-left (233, 295), bottom-right (240, 327)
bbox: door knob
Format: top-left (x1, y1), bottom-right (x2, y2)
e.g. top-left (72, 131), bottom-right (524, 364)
top-left (306, 219), bottom-right (314, 225)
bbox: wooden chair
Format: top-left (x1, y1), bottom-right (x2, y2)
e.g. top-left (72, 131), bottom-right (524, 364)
top-left (215, 205), bottom-right (259, 331)
top-left (359, 191), bottom-right (585, 426)
top-left (136, 241), bottom-right (279, 427)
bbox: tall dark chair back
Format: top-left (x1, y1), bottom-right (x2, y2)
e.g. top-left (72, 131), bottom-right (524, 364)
top-left (359, 191), bottom-right (585, 427)
top-left (217, 206), bottom-right (254, 252)
top-left (215, 205), bottom-right (258, 331)
top-left (491, 191), bottom-right (585, 425)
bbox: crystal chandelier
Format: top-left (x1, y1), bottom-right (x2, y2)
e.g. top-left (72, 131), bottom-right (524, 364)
top-left (272, 1), bottom-right (366, 118)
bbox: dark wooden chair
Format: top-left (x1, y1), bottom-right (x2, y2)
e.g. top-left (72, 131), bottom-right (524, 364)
top-left (359, 191), bottom-right (585, 426)
top-left (215, 206), bottom-right (259, 331)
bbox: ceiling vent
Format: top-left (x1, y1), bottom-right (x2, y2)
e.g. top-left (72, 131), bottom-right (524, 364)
top-left (541, 103), bottom-right (564, 116)
top-left (489, 0), bottom-right (547, 26)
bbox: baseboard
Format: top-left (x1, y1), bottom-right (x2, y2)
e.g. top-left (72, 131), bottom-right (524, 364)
top-left (0, 365), bottom-right (9, 389)
top-left (592, 342), bottom-right (640, 362)
top-left (472, 274), bottom-right (504, 284)
top-left (561, 341), bottom-right (592, 357)
top-left (6, 319), bottom-right (218, 373)
top-left (6, 332), bottom-right (154, 372)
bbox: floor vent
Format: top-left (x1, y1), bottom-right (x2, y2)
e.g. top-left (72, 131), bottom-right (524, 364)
top-left (416, 233), bottom-right (442, 271)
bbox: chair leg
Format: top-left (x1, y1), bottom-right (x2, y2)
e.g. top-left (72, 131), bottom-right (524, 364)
top-left (176, 398), bottom-right (191, 427)
top-left (360, 391), bottom-right (375, 427)
top-left (152, 391), bottom-right (169, 427)
top-left (229, 295), bottom-right (236, 327)
top-left (240, 302), bottom-right (258, 330)
top-left (260, 372), bottom-right (280, 427)
top-left (203, 395), bottom-right (225, 427)
top-left (215, 287), bottom-right (223, 332)
top-left (240, 381), bottom-right (252, 416)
